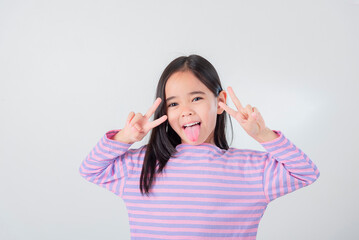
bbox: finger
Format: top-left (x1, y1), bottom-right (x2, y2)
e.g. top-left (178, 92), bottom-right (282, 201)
top-left (227, 87), bottom-right (244, 111)
top-left (146, 115), bottom-right (168, 130)
top-left (218, 102), bottom-right (238, 118)
top-left (133, 123), bottom-right (143, 132)
top-left (251, 107), bottom-right (258, 119)
top-left (144, 98), bottom-right (162, 119)
top-left (245, 104), bottom-right (253, 112)
top-left (244, 104), bottom-right (253, 120)
top-left (126, 112), bottom-right (135, 125)
top-left (130, 113), bottom-right (143, 127)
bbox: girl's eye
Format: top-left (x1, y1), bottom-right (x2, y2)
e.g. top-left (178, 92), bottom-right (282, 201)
top-left (168, 97), bottom-right (202, 107)
top-left (168, 103), bottom-right (177, 107)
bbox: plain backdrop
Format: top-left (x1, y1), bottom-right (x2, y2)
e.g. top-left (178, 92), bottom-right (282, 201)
top-left (1, 0), bottom-right (358, 239)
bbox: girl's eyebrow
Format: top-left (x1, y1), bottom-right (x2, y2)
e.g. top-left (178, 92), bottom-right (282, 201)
top-left (166, 91), bottom-right (205, 102)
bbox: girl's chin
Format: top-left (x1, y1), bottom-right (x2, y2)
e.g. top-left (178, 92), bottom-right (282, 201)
top-left (182, 137), bottom-right (209, 145)
top-left (181, 138), bottom-right (200, 145)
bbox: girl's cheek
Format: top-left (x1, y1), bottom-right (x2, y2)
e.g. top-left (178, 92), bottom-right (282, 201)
top-left (167, 113), bottom-right (177, 125)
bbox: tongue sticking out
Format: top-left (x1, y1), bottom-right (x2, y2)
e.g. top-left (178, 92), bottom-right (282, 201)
top-left (184, 124), bottom-right (200, 142)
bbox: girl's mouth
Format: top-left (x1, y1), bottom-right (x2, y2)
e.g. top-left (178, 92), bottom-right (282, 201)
top-left (182, 121), bottom-right (201, 129)
top-left (183, 122), bottom-right (201, 142)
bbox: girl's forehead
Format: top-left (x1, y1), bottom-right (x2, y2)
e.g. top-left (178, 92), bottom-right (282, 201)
top-left (165, 71), bottom-right (209, 94)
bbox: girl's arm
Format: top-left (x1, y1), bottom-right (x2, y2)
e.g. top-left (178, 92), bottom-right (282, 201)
top-left (219, 87), bottom-right (320, 202)
top-left (79, 98), bottom-right (167, 197)
top-left (260, 130), bottom-right (320, 202)
top-left (79, 129), bottom-right (136, 198)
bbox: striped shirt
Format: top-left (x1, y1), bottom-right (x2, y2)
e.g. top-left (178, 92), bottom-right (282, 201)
top-left (79, 129), bottom-right (320, 240)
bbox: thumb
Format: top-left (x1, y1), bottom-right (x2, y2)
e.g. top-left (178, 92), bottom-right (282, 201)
top-left (248, 111), bottom-right (258, 123)
top-left (126, 112), bottom-right (135, 125)
top-left (247, 109), bottom-right (257, 123)
top-left (251, 112), bottom-right (257, 120)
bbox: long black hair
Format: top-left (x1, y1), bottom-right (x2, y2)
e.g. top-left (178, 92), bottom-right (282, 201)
top-left (140, 54), bottom-right (233, 196)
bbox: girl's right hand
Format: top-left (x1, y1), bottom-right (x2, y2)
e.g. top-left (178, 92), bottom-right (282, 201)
top-left (113, 98), bottom-right (167, 144)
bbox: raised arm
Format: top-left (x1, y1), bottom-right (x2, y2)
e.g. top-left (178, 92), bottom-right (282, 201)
top-left (219, 86), bottom-right (320, 202)
top-left (79, 98), bottom-right (167, 197)
top-left (261, 131), bottom-right (320, 202)
top-left (79, 130), bottom-right (133, 197)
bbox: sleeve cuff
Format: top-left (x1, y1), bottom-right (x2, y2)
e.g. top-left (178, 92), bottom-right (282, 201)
top-left (260, 130), bottom-right (285, 148)
top-left (260, 130), bottom-right (296, 162)
top-left (104, 129), bottom-right (132, 151)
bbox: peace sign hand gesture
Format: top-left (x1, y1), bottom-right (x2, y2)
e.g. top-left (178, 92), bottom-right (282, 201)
top-left (113, 98), bottom-right (167, 144)
top-left (218, 87), bottom-right (278, 143)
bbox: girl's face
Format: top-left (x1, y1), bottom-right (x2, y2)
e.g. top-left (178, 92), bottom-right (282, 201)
top-left (165, 71), bottom-right (226, 145)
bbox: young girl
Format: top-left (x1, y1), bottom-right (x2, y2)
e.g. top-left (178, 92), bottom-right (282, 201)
top-left (79, 54), bottom-right (320, 240)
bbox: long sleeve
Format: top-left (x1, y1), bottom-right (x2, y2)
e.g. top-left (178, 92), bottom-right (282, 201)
top-left (79, 129), bottom-right (137, 198)
top-left (260, 130), bottom-right (320, 203)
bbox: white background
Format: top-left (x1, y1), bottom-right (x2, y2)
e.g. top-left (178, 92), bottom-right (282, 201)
top-left (1, 0), bottom-right (358, 239)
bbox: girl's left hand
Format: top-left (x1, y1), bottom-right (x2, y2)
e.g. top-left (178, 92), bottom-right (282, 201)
top-left (218, 86), bottom-right (269, 141)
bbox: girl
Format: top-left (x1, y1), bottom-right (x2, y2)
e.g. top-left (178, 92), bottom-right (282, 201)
top-left (79, 54), bottom-right (320, 240)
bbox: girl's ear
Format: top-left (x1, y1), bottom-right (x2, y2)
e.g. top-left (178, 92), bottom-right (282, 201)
top-left (217, 90), bottom-right (227, 114)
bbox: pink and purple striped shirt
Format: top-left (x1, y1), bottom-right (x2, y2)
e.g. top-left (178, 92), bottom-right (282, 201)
top-left (79, 129), bottom-right (320, 240)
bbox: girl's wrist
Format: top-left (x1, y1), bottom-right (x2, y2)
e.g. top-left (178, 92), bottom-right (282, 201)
top-left (112, 130), bottom-right (134, 144)
top-left (254, 128), bottom-right (279, 143)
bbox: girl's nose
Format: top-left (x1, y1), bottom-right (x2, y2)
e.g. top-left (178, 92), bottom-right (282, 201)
top-left (181, 109), bottom-right (193, 117)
